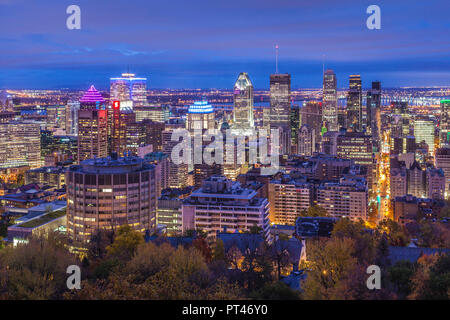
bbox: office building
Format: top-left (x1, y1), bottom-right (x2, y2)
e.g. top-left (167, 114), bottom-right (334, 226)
top-left (317, 176), bottom-right (368, 221)
top-left (110, 73), bottom-right (147, 107)
top-left (232, 72), bottom-right (254, 130)
top-left (347, 75), bottom-right (362, 132)
top-left (0, 121), bottom-right (41, 169)
top-left (66, 155), bottom-right (157, 243)
top-left (322, 69), bottom-right (338, 131)
top-left (297, 124), bottom-right (315, 156)
top-left (414, 118), bottom-right (435, 155)
top-left (186, 100), bottom-right (215, 132)
top-left (435, 147), bottom-right (450, 197)
top-left (440, 99), bottom-right (450, 147)
top-left (182, 176), bottom-right (271, 240)
top-left (268, 176), bottom-right (313, 225)
top-left (77, 86), bottom-right (108, 162)
top-left (366, 81), bottom-right (381, 150)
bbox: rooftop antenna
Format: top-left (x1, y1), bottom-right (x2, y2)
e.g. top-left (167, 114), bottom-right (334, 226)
top-left (322, 54), bottom-right (325, 75)
top-left (275, 44), bottom-right (279, 74)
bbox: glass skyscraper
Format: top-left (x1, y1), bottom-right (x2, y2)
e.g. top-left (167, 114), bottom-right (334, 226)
top-left (110, 73), bottom-right (147, 107)
top-left (232, 72), bottom-right (254, 130)
top-left (347, 75), bottom-right (362, 132)
top-left (322, 69), bottom-right (338, 131)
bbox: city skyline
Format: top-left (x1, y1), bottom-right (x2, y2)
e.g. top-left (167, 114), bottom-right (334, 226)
top-left (0, 0), bottom-right (449, 89)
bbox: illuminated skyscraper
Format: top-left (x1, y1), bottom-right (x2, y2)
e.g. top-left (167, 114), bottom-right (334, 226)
top-left (232, 72), bottom-right (254, 130)
top-left (0, 90), bottom-right (13, 112)
top-left (270, 73), bottom-right (291, 154)
top-left (110, 73), bottom-right (147, 107)
top-left (186, 100), bottom-right (215, 132)
top-left (0, 121), bottom-right (41, 169)
top-left (347, 75), bottom-right (362, 132)
top-left (77, 86), bottom-right (108, 162)
top-left (414, 118), bottom-right (435, 155)
top-left (439, 99), bottom-right (450, 147)
top-left (66, 155), bottom-right (157, 243)
top-left (110, 101), bottom-right (136, 156)
top-left (269, 73), bottom-right (291, 128)
top-left (366, 81), bottom-right (381, 150)
top-left (322, 69), bottom-right (338, 131)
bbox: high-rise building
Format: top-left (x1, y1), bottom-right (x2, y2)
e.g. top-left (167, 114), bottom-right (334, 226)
top-left (0, 121), bottom-right (41, 169)
top-left (134, 105), bottom-right (170, 123)
top-left (390, 167), bottom-right (408, 199)
top-left (77, 86), bottom-right (108, 163)
top-left (317, 176), bottom-right (368, 221)
top-left (182, 176), bottom-right (271, 240)
top-left (366, 81), bottom-right (381, 150)
top-left (337, 131), bottom-right (374, 191)
top-left (65, 101), bottom-right (80, 136)
top-left (268, 177), bottom-right (313, 225)
top-left (300, 101), bottom-right (322, 150)
top-left (186, 100), bottom-right (215, 132)
top-left (144, 152), bottom-right (170, 198)
top-left (110, 73), bottom-right (147, 107)
top-left (290, 104), bottom-right (301, 153)
top-left (232, 72), bottom-right (254, 130)
top-left (66, 155), bottom-right (157, 243)
top-left (322, 69), bottom-right (338, 131)
top-left (347, 75), bottom-right (362, 132)
top-left (0, 90), bottom-right (14, 112)
top-left (426, 168), bottom-right (445, 200)
top-left (297, 124), bottom-right (315, 156)
top-left (270, 74), bottom-right (291, 154)
top-left (440, 99), bottom-right (450, 147)
top-left (162, 128), bottom-right (188, 188)
top-left (414, 118), bottom-right (435, 155)
top-left (435, 147), bottom-right (450, 197)
top-left (110, 101), bottom-right (136, 156)
top-left (407, 161), bottom-right (426, 198)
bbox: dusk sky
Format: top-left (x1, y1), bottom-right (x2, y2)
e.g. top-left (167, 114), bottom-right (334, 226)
top-left (0, 0), bottom-right (449, 89)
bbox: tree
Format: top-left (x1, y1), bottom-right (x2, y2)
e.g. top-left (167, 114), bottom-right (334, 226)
top-left (332, 218), bottom-right (376, 264)
top-left (106, 225), bottom-right (144, 261)
top-left (377, 219), bottom-right (410, 247)
top-left (301, 238), bottom-right (358, 300)
top-left (250, 281), bottom-right (300, 300)
top-left (409, 253), bottom-right (450, 300)
top-left (388, 260), bottom-right (415, 299)
top-left (0, 232), bottom-right (78, 299)
top-left (299, 205), bottom-right (328, 217)
top-left (212, 239), bottom-right (225, 262)
top-left (193, 237), bottom-right (212, 263)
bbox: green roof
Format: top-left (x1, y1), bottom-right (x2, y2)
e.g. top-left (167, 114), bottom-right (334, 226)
top-left (17, 209), bottom-right (66, 229)
top-left (441, 100), bottom-right (450, 104)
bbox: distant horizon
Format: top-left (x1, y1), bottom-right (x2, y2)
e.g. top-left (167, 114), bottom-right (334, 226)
top-left (1, 0), bottom-right (449, 89)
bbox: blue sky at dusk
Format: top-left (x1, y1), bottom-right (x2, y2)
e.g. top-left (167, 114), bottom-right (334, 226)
top-left (0, 0), bottom-right (449, 89)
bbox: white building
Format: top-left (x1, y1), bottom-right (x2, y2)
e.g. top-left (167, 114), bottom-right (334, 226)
top-left (182, 176), bottom-right (271, 241)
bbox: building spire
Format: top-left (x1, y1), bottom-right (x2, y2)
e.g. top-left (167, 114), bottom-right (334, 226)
top-left (275, 44), bottom-right (279, 74)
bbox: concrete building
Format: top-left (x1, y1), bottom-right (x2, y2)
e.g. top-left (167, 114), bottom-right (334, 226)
top-left (317, 176), bottom-right (368, 221)
top-left (182, 176), bottom-right (271, 241)
top-left (426, 167), bottom-right (445, 200)
top-left (66, 155), bottom-right (157, 243)
top-left (297, 125), bottom-right (315, 156)
top-left (25, 166), bottom-right (66, 189)
top-left (0, 121), bottom-right (41, 169)
top-left (268, 176), bottom-right (313, 225)
top-left (435, 147), bottom-right (450, 198)
top-left (77, 86), bottom-right (108, 163)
